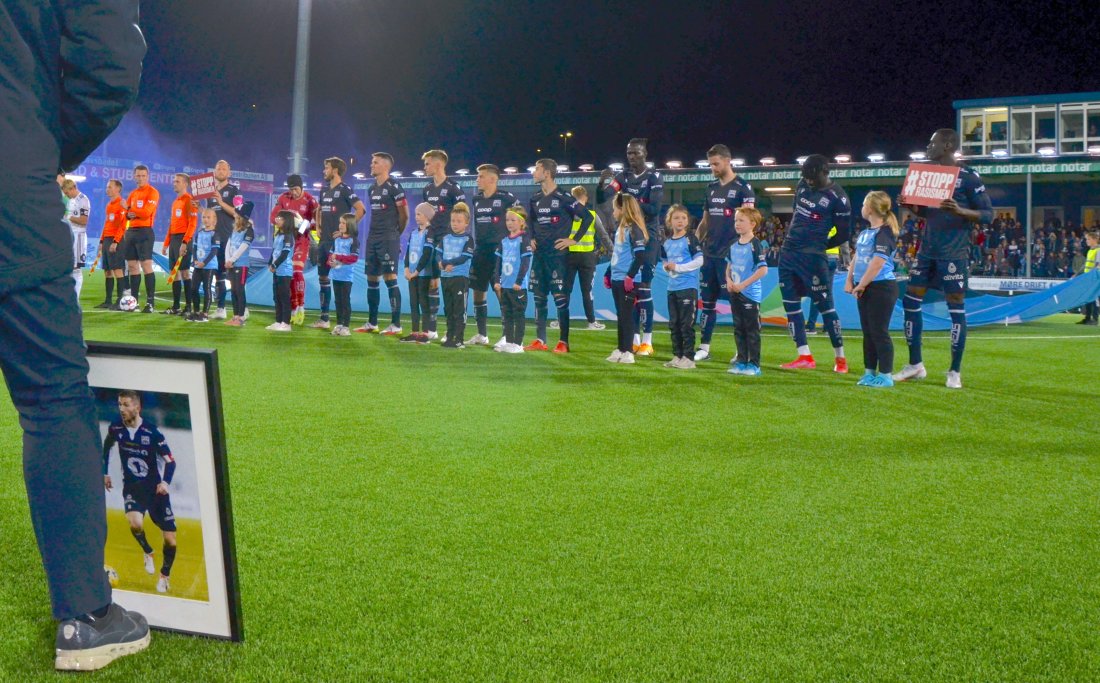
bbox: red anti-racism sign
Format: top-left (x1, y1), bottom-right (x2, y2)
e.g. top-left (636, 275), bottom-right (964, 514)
top-left (899, 163), bottom-right (960, 208)
top-left (189, 172), bottom-right (218, 200)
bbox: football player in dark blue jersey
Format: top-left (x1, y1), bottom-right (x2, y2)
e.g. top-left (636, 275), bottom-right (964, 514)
top-left (312, 157), bottom-right (366, 329)
top-left (894, 129), bottom-right (993, 389)
top-left (778, 155), bottom-right (851, 372)
top-left (597, 138), bottom-right (664, 354)
top-left (101, 391), bottom-right (178, 594)
top-left (468, 164), bottom-right (519, 345)
top-left (358, 153), bottom-right (408, 335)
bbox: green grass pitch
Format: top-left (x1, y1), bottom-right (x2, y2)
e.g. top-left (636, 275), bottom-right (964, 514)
top-left (0, 275), bottom-right (1098, 681)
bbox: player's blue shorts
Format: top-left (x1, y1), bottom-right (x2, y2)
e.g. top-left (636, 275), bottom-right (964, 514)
top-left (778, 250), bottom-right (833, 302)
top-left (529, 250), bottom-right (566, 297)
top-left (908, 256), bottom-right (968, 295)
top-left (700, 255), bottom-right (726, 300)
top-left (365, 238), bottom-right (399, 277)
top-left (123, 484), bottom-right (177, 532)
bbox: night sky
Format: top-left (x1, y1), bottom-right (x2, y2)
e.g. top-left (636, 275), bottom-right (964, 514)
top-left (120, 0), bottom-right (1100, 177)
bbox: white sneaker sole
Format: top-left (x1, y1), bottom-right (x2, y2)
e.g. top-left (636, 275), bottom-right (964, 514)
top-left (55, 632), bottom-right (151, 671)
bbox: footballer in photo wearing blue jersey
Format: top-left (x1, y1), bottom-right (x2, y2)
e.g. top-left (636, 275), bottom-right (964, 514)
top-left (846, 191), bottom-right (901, 388)
top-left (895, 129), bottom-right (993, 389)
top-left (694, 144), bottom-right (756, 362)
top-left (725, 207), bottom-right (770, 376)
top-left (526, 158), bottom-right (595, 353)
top-left (313, 157), bottom-right (366, 329)
top-left (778, 154), bottom-right (851, 373)
top-left (493, 206), bottom-right (534, 351)
top-left (102, 391), bottom-right (178, 594)
top-left (659, 205), bottom-right (703, 368)
top-left (438, 202), bottom-right (476, 348)
top-left (360, 153), bottom-right (408, 335)
top-left (469, 164), bottom-right (520, 345)
top-left (597, 138), bottom-right (664, 354)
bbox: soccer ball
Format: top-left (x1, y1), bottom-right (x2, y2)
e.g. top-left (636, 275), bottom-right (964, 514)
top-left (118, 295), bottom-right (138, 311)
top-left (104, 565), bottom-right (119, 588)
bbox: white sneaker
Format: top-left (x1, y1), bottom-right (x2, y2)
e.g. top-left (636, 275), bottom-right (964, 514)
top-left (211, 308), bottom-right (227, 320)
top-left (266, 323), bottom-right (281, 331)
top-left (310, 319), bottom-right (330, 329)
top-left (467, 334), bottom-right (490, 346)
top-left (425, 331), bottom-right (439, 341)
top-left (242, 307), bottom-right (250, 321)
top-left (680, 358), bottom-right (696, 369)
top-left (143, 552), bottom-right (155, 575)
top-left (331, 325), bottom-right (342, 336)
top-left (355, 322), bottom-right (379, 333)
top-left (381, 324), bottom-right (402, 335)
top-left (156, 575), bottom-right (169, 593)
top-left (618, 351), bottom-right (635, 364)
top-left (693, 348), bottom-right (711, 362)
top-left (493, 342), bottom-right (505, 352)
top-left (892, 363), bottom-right (927, 382)
top-left (494, 336), bottom-right (507, 349)
top-left (275, 323), bottom-right (292, 332)
top-left (945, 370), bottom-right (963, 389)
top-left (338, 326), bottom-right (351, 337)
top-left (606, 349), bottom-right (624, 362)
top-left (505, 343), bottom-right (525, 354)
top-left (663, 358), bottom-right (680, 368)
top-left (586, 321), bottom-right (606, 330)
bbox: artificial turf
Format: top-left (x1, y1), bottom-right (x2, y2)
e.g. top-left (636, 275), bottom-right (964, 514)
top-left (1, 276), bottom-right (1098, 681)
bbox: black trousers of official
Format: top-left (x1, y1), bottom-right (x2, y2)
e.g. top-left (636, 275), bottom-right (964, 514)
top-left (730, 292), bottom-right (762, 366)
top-left (564, 250), bottom-right (597, 323)
top-left (333, 280), bottom-right (353, 328)
top-left (667, 288), bottom-right (697, 358)
top-left (612, 281), bottom-right (636, 353)
top-left (442, 276), bottom-right (469, 342)
top-left (856, 279), bottom-right (898, 374)
top-left (500, 288), bottom-right (528, 344)
top-left (0, 273), bottom-right (111, 619)
top-left (273, 275), bottom-right (292, 324)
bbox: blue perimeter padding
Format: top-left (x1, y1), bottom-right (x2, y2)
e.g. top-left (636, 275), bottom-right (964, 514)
top-left (219, 257), bottom-right (1100, 332)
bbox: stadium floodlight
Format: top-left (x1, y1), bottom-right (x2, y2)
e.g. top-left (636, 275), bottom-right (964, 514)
top-left (953, 150), bottom-right (964, 159)
top-left (645, 161), bottom-right (655, 169)
top-left (456, 168), bottom-right (470, 176)
top-left (312, 182), bottom-right (323, 188)
top-left (834, 154), bottom-right (851, 164)
top-left (609, 162), bottom-right (624, 171)
top-left (796, 155), bottom-right (809, 165)
top-left (412, 170), bottom-right (425, 177)
top-left (909, 151), bottom-right (927, 160)
top-left (64, 174), bottom-right (87, 183)
top-left (557, 164), bottom-right (570, 173)
top-left (1038, 146), bottom-right (1056, 157)
top-left (731, 158), bottom-right (745, 167)
top-left (759, 157), bottom-right (776, 166)
top-left (503, 166), bottom-right (519, 174)
top-left (578, 163), bottom-right (595, 172)
top-left (991, 148), bottom-right (1009, 158)
top-left (1088, 145), bottom-right (1100, 156)
top-left (665, 160), bottom-right (682, 169)
top-left (391, 171), bottom-right (403, 177)
top-left (694, 160), bottom-right (709, 169)
top-left (352, 172), bottom-right (366, 180)
top-left (526, 166), bottom-right (536, 173)
top-left (867, 153), bottom-right (885, 162)
top-left (764, 186), bottom-right (792, 193)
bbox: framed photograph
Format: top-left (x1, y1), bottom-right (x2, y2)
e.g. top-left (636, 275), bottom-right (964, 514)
top-left (87, 342), bottom-right (242, 641)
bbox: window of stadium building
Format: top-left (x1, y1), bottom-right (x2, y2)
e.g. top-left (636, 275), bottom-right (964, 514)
top-left (1060, 105), bottom-right (1085, 153)
top-left (1087, 104), bottom-right (1100, 147)
top-left (1010, 106), bottom-right (1055, 155)
top-left (962, 108), bottom-right (1007, 156)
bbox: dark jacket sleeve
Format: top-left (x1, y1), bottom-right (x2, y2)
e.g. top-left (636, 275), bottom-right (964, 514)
top-left (57, 1), bottom-right (146, 170)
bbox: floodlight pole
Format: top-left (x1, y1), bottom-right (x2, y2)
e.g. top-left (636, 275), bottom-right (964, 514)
top-left (289, 0), bottom-right (312, 176)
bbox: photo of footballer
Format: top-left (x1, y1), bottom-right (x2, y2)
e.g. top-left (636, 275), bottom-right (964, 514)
top-left (97, 388), bottom-right (209, 602)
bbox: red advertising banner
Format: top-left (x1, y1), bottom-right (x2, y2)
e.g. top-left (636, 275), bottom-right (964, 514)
top-left (899, 163), bottom-right (960, 208)
top-left (190, 172), bottom-right (217, 200)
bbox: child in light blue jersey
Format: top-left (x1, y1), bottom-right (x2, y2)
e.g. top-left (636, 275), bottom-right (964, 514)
top-left (660, 205), bottom-right (702, 368)
top-left (438, 202), bottom-right (475, 348)
top-left (493, 206), bottom-right (533, 352)
top-left (725, 207), bottom-right (768, 375)
top-left (328, 213), bottom-right (360, 336)
top-left (846, 191), bottom-right (899, 387)
top-left (267, 210), bottom-right (296, 331)
top-left (188, 208), bottom-right (220, 323)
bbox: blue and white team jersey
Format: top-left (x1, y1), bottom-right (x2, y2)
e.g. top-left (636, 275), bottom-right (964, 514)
top-left (438, 230), bottom-right (474, 278)
top-left (610, 225), bottom-right (647, 281)
top-left (916, 166), bottom-right (994, 260)
top-left (405, 228), bottom-right (434, 276)
top-left (660, 234), bottom-right (702, 292)
top-left (783, 179), bottom-right (852, 254)
top-left (270, 234), bottom-right (293, 276)
top-left (496, 233), bottom-right (533, 289)
top-left (852, 227), bottom-right (897, 283)
top-left (727, 237), bottom-right (767, 303)
top-left (330, 235), bottom-right (358, 282)
top-left (192, 229), bottom-right (220, 270)
top-left (226, 226), bottom-right (255, 265)
top-left (102, 419), bottom-right (175, 489)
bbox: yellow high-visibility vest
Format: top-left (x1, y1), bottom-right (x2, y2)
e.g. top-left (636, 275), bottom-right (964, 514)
top-left (826, 226), bottom-right (839, 256)
top-left (1086, 246), bottom-right (1098, 273)
top-left (569, 209), bottom-right (597, 252)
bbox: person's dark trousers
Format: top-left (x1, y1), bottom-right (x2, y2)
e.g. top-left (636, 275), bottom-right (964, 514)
top-left (215, 240), bottom-right (229, 308)
top-left (501, 288), bottom-right (528, 344)
top-left (229, 267), bottom-right (248, 318)
top-left (333, 280), bottom-right (352, 328)
top-left (273, 275), bottom-right (292, 324)
top-left (730, 292), bottom-right (762, 366)
top-left (408, 276), bottom-right (423, 332)
top-left (806, 255), bottom-right (839, 330)
top-left (856, 279), bottom-right (898, 374)
top-left (667, 288), bottom-right (697, 358)
top-left (1085, 299), bottom-right (1099, 322)
top-left (442, 276), bottom-right (469, 342)
top-left (564, 251), bottom-right (597, 323)
top-left (612, 280), bottom-right (636, 353)
top-left (0, 273), bottom-right (110, 619)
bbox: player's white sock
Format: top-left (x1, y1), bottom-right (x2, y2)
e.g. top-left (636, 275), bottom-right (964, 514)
top-left (798, 345), bottom-right (811, 356)
top-left (633, 334), bottom-right (641, 346)
top-left (642, 332), bottom-right (652, 345)
top-left (699, 343), bottom-right (710, 352)
top-left (834, 347), bottom-right (845, 358)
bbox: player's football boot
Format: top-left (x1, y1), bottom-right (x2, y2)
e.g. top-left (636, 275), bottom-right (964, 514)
top-left (728, 362), bottom-right (748, 375)
top-left (552, 341), bottom-right (569, 354)
top-left (381, 325), bottom-right (402, 336)
top-left (355, 323), bottom-right (379, 333)
top-left (141, 302), bottom-right (154, 314)
top-left (744, 363), bottom-right (761, 376)
top-left (868, 374), bottom-right (895, 388)
top-left (636, 343), bottom-right (654, 356)
top-left (945, 371), bottom-right (963, 389)
top-left (55, 603), bottom-right (150, 671)
top-left (586, 321), bottom-right (606, 330)
top-left (467, 334), bottom-right (490, 346)
top-left (525, 339), bottom-right (550, 352)
top-left (857, 370), bottom-right (876, 386)
top-left (892, 363), bottom-right (927, 382)
top-left (833, 357), bottom-right (849, 374)
top-left (143, 553), bottom-right (154, 574)
top-left (156, 576), bottom-right (170, 593)
top-left (781, 355), bottom-right (816, 370)
top-left (693, 348), bottom-right (710, 362)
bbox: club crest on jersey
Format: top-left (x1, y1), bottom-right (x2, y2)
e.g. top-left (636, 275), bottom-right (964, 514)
top-left (812, 275), bottom-right (820, 285)
top-left (948, 262), bottom-right (957, 274)
top-left (136, 201), bottom-right (144, 208)
top-left (141, 436), bottom-right (150, 445)
top-left (175, 209), bottom-right (182, 217)
top-left (551, 200), bottom-right (559, 208)
top-left (334, 191), bottom-right (341, 198)
top-left (819, 197), bottom-right (830, 208)
top-left (441, 190), bottom-right (448, 197)
top-left (493, 200), bottom-right (501, 207)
